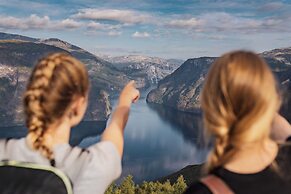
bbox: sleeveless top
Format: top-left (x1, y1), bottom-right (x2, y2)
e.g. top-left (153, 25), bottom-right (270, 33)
top-left (184, 143), bottom-right (291, 194)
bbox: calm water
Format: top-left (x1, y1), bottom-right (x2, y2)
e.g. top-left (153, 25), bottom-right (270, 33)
top-left (78, 93), bottom-right (209, 183)
top-left (0, 93), bottom-right (209, 183)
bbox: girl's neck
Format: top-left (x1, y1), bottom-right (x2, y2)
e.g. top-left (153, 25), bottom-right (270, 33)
top-left (224, 138), bottom-right (278, 174)
top-left (26, 118), bottom-right (71, 150)
top-left (44, 119), bottom-right (71, 148)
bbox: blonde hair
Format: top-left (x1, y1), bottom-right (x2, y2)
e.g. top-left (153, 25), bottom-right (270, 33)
top-left (24, 53), bottom-right (89, 160)
top-left (201, 51), bottom-right (281, 172)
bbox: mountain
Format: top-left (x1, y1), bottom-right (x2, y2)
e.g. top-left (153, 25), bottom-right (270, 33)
top-left (147, 57), bottom-right (215, 113)
top-left (0, 32), bottom-right (38, 42)
top-left (106, 55), bottom-right (183, 89)
top-left (147, 48), bottom-right (291, 120)
top-left (0, 32), bottom-right (129, 126)
top-left (261, 47), bottom-right (291, 69)
top-left (39, 38), bottom-right (130, 92)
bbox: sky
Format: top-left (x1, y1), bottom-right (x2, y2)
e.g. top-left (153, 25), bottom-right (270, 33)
top-left (0, 0), bottom-right (291, 59)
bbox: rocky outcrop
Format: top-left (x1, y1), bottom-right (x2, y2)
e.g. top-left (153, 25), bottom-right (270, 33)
top-left (261, 47), bottom-right (291, 69)
top-left (147, 57), bottom-right (215, 112)
top-left (0, 33), bottom-right (130, 126)
top-left (147, 48), bottom-right (291, 117)
top-left (0, 64), bottom-right (35, 126)
top-left (106, 55), bottom-right (183, 89)
top-left (0, 63), bottom-right (112, 126)
top-left (84, 89), bottom-right (111, 121)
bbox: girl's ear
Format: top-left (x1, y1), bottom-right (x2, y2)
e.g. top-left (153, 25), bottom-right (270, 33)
top-left (69, 97), bottom-right (85, 114)
top-left (68, 96), bottom-right (88, 127)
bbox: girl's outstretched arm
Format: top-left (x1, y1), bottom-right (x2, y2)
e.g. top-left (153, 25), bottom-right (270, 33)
top-left (271, 113), bottom-right (291, 143)
top-left (101, 81), bottom-right (140, 157)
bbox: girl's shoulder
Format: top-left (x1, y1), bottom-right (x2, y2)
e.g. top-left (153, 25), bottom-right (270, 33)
top-left (53, 141), bottom-right (122, 181)
top-left (0, 138), bottom-right (50, 165)
top-left (53, 141), bottom-right (122, 194)
top-left (0, 138), bottom-right (29, 155)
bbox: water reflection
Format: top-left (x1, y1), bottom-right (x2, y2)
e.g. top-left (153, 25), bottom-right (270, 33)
top-left (148, 103), bottom-right (206, 147)
top-left (117, 98), bottom-right (209, 183)
top-left (70, 121), bottom-right (106, 146)
top-left (0, 125), bottom-right (26, 139)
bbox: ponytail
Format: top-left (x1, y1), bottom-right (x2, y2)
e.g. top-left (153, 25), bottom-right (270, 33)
top-left (201, 51), bottom-right (280, 172)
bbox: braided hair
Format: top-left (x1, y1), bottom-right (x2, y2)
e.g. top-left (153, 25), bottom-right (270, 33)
top-left (24, 53), bottom-right (89, 160)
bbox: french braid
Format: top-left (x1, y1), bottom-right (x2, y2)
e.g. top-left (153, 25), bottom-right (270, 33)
top-left (24, 53), bottom-right (89, 160)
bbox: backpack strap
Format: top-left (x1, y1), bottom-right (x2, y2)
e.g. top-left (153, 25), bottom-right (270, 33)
top-left (201, 175), bottom-right (234, 194)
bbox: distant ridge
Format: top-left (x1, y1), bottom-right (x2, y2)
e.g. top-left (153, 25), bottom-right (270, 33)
top-left (147, 48), bottom-right (291, 121)
top-left (106, 54), bottom-right (183, 88)
top-left (0, 32), bottom-right (38, 42)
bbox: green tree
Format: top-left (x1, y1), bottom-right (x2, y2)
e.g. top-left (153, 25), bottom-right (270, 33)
top-left (173, 176), bottom-right (187, 194)
top-left (119, 175), bottom-right (135, 194)
top-left (105, 174), bottom-right (187, 194)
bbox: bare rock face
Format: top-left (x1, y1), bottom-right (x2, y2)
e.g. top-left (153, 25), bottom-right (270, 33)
top-left (106, 55), bottom-right (183, 89)
top-left (147, 57), bottom-right (215, 113)
top-left (0, 65), bottom-right (32, 126)
top-left (0, 32), bottom-right (127, 126)
top-left (0, 65), bottom-right (112, 126)
top-left (84, 90), bottom-right (111, 121)
top-left (147, 48), bottom-right (291, 117)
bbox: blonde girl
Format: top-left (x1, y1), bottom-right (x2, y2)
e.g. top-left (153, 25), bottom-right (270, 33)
top-left (184, 51), bottom-right (291, 194)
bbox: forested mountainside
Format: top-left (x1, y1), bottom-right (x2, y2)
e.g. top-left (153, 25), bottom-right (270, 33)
top-left (147, 48), bottom-right (291, 120)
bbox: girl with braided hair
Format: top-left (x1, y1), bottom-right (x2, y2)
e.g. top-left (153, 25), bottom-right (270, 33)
top-left (0, 53), bottom-right (140, 194)
top-left (184, 51), bottom-right (291, 194)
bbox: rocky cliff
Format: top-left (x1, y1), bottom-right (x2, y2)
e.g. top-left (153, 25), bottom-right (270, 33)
top-left (105, 55), bottom-right (183, 89)
top-left (147, 48), bottom-right (291, 119)
top-left (147, 57), bottom-right (215, 112)
top-left (0, 33), bottom-right (128, 126)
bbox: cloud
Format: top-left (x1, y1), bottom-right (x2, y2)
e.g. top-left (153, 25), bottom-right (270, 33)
top-left (86, 22), bottom-right (123, 36)
top-left (0, 14), bottom-right (82, 30)
top-left (1, 4), bottom-right (291, 39)
top-left (257, 2), bottom-right (284, 12)
top-left (132, 31), bottom-right (150, 38)
top-left (167, 18), bottom-right (202, 28)
top-left (0, 14), bottom-right (49, 30)
top-left (87, 21), bottom-right (122, 31)
top-left (207, 35), bottom-right (226, 40)
top-left (58, 19), bottom-right (83, 29)
top-left (0, 0), bottom-right (58, 11)
top-left (108, 31), bottom-right (122, 36)
top-left (166, 12), bottom-right (291, 34)
top-left (74, 8), bottom-right (154, 25)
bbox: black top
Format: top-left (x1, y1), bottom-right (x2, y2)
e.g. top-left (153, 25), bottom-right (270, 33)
top-left (184, 166), bottom-right (290, 194)
top-left (184, 143), bottom-right (291, 194)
